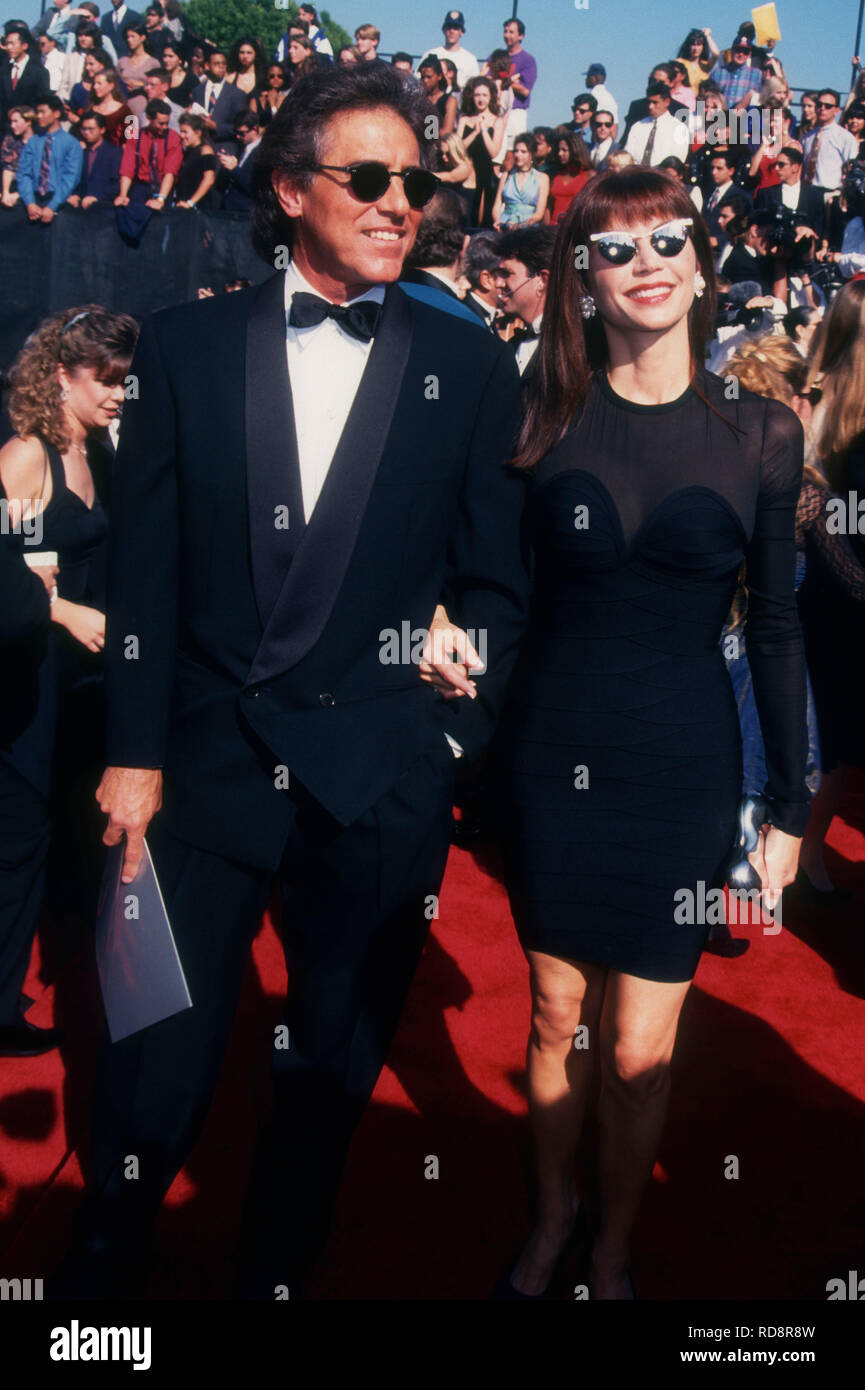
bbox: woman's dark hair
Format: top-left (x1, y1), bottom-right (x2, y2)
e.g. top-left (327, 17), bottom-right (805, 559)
top-left (556, 128), bottom-right (591, 172)
top-left (460, 75), bottom-right (500, 117)
top-left (252, 62), bottom-right (435, 261)
top-left (844, 102), bottom-right (865, 124)
top-left (124, 22), bottom-right (146, 38)
top-left (783, 305), bottom-right (814, 342)
top-left (670, 61), bottom-right (690, 87)
top-left (513, 131), bottom-right (537, 158)
top-left (658, 155), bottom-right (686, 177)
top-left (678, 28), bottom-right (710, 65)
top-left (179, 111), bottom-right (208, 140)
top-left (512, 168), bottom-right (716, 469)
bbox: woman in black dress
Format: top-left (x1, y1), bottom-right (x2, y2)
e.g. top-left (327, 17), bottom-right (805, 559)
top-left (456, 76), bottom-right (506, 229)
top-left (161, 41), bottom-right (198, 110)
top-left (0, 306), bottom-right (138, 1055)
top-left (423, 169), bottom-right (808, 1298)
top-left (176, 113), bottom-right (218, 209)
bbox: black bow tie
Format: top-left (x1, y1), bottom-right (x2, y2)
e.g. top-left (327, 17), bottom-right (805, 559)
top-left (288, 291), bottom-right (383, 343)
top-left (510, 323), bottom-right (538, 350)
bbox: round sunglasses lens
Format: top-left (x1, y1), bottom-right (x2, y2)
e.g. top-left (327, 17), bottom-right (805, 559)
top-left (403, 169), bottom-right (439, 208)
top-left (349, 163), bottom-right (392, 201)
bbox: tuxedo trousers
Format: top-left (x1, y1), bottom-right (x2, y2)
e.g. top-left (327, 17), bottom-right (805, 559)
top-left (88, 741), bottom-right (455, 1290)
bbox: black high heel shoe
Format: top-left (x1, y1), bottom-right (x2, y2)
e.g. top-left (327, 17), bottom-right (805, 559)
top-left (491, 1202), bottom-right (590, 1301)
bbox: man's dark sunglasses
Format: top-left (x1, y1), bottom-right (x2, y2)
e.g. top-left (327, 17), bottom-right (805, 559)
top-left (816, 99), bottom-right (837, 108)
top-left (594, 119), bottom-right (613, 128)
top-left (313, 161), bottom-right (440, 208)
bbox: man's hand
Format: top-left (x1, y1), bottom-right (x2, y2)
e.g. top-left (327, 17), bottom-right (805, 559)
top-left (218, 152), bottom-right (238, 170)
top-left (66, 193), bottom-right (81, 207)
top-left (97, 767), bottom-right (163, 884)
top-left (26, 202), bottom-right (42, 220)
top-left (40, 206), bottom-right (56, 223)
top-left (114, 194), bottom-right (130, 206)
top-left (81, 195), bottom-right (97, 208)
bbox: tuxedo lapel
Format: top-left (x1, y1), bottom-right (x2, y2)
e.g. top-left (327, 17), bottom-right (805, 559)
top-left (244, 280), bottom-right (413, 689)
top-left (244, 270), bottom-right (306, 627)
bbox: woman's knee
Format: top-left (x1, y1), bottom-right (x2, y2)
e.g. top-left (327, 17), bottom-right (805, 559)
top-left (601, 1038), bottom-right (672, 1098)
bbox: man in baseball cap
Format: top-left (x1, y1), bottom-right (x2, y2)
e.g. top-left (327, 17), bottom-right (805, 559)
top-left (419, 10), bottom-right (479, 91)
top-left (584, 60), bottom-right (618, 122)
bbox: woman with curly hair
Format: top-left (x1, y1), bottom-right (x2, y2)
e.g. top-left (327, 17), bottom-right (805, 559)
top-left (457, 76), bottom-right (506, 227)
top-left (0, 307), bottom-right (138, 1058)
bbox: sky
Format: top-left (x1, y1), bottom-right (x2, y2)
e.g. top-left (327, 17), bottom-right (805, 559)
top-left (6, 0), bottom-right (860, 127)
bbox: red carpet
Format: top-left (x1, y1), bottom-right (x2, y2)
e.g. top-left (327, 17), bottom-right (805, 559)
top-left (1, 782), bottom-right (864, 1300)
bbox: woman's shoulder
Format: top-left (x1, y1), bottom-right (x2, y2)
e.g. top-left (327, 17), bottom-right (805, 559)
top-left (699, 368), bottom-right (804, 445)
top-left (0, 433), bottom-right (48, 488)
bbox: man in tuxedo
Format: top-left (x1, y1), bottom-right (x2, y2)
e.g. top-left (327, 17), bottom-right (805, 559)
top-left (0, 26), bottom-right (50, 133)
top-left (400, 186), bottom-right (475, 310)
top-left (494, 224), bottom-right (556, 379)
top-left (191, 48), bottom-right (247, 155)
top-left (703, 149), bottom-right (748, 246)
top-left (55, 60), bottom-right (528, 1299)
top-left (217, 110), bottom-right (261, 213)
top-left (461, 231), bottom-right (502, 329)
top-left (755, 147), bottom-right (825, 233)
top-left (67, 111), bottom-right (122, 206)
top-left (100, 0), bottom-right (144, 60)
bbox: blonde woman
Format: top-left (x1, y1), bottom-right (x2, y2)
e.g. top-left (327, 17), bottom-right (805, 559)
top-left (436, 132), bottom-right (476, 221)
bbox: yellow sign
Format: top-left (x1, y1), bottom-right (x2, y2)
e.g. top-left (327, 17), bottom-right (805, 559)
top-left (752, 4), bottom-right (781, 46)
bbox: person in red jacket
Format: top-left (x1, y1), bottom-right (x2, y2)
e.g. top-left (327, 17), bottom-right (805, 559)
top-left (115, 98), bottom-right (181, 209)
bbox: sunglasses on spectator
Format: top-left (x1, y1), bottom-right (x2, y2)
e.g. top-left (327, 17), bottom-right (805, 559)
top-left (312, 162), bottom-right (440, 208)
top-left (594, 120), bottom-right (613, 128)
top-left (589, 218), bottom-right (693, 265)
top-left (816, 99), bottom-right (837, 108)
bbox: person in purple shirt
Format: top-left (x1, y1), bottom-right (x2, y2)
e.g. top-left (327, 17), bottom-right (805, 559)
top-left (502, 15), bottom-right (537, 154)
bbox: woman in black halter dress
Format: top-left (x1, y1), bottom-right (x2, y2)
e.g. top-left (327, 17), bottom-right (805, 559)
top-left (0, 306), bottom-right (137, 1057)
top-left (422, 170), bottom-right (808, 1299)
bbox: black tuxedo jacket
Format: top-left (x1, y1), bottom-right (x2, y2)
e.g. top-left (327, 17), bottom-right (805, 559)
top-left (755, 181), bottom-right (825, 236)
top-left (105, 272), bottom-right (530, 869)
top-left (0, 57), bottom-right (50, 132)
top-left (401, 268), bottom-right (460, 299)
top-left (220, 144), bottom-right (257, 211)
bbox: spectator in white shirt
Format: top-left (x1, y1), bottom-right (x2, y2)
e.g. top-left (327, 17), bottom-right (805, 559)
top-left (37, 33), bottom-right (68, 92)
top-left (624, 83), bottom-right (689, 166)
top-left (801, 90), bottom-right (859, 192)
top-left (584, 62), bottom-right (618, 123)
top-left (297, 4), bottom-right (334, 59)
top-left (421, 10), bottom-right (479, 92)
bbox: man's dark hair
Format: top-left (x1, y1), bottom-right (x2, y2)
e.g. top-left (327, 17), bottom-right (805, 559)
top-left (252, 62), bottom-right (435, 261)
top-left (391, 52), bottom-right (413, 67)
top-left (145, 98), bottom-right (171, 118)
top-left (710, 148), bottom-right (737, 170)
top-left (779, 145), bottom-right (804, 166)
top-left (572, 92), bottom-right (597, 114)
top-left (817, 88), bottom-right (841, 107)
top-left (533, 126), bottom-right (555, 145)
top-left (289, 17), bottom-right (310, 35)
top-left (646, 81), bottom-right (671, 100)
top-left (462, 229), bottom-right (501, 289)
top-left (81, 109), bottom-right (107, 129)
top-left (404, 187), bottom-right (467, 269)
top-left (38, 92), bottom-right (65, 114)
top-left (145, 4), bottom-right (163, 18)
top-left (783, 305), bottom-right (813, 341)
top-left (146, 67), bottom-right (170, 85)
top-left (505, 16), bottom-right (526, 36)
top-left (650, 62), bottom-right (676, 85)
top-left (4, 20), bottom-right (30, 41)
top-left (496, 224), bottom-right (557, 277)
top-left (208, 48), bottom-right (228, 63)
top-left (234, 108), bottom-right (259, 133)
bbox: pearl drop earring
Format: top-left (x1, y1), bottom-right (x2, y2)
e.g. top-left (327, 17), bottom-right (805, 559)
top-left (694, 272), bottom-right (706, 299)
top-left (579, 294), bottom-right (597, 320)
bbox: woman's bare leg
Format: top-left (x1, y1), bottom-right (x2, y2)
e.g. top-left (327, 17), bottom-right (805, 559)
top-left (591, 970), bottom-right (692, 1299)
top-left (509, 950), bottom-right (606, 1295)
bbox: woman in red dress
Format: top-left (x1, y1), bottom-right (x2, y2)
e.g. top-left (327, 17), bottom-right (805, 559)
top-left (548, 130), bottom-right (594, 225)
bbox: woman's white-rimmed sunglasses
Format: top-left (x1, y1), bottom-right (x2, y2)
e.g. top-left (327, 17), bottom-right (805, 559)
top-left (589, 218), bottom-right (694, 265)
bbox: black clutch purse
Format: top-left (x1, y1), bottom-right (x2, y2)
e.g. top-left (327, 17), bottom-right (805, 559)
top-left (722, 794), bottom-right (767, 893)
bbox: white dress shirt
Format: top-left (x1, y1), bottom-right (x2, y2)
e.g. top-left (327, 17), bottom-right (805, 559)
top-left (42, 47), bottom-right (67, 92)
top-left (283, 260), bottom-right (384, 523)
top-left (591, 136), bottom-right (613, 167)
top-left (624, 110), bottom-right (689, 165)
top-left (801, 122), bottom-right (859, 190)
top-left (515, 313), bottom-right (543, 375)
top-left (589, 83), bottom-right (618, 122)
top-left (780, 180), bottom-right (801, 210)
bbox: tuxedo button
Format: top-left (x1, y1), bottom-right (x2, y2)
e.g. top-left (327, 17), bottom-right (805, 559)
top-left (319, 692), bottom-right (335, 707)
top-left (245, 686), bottom-right (261, 698)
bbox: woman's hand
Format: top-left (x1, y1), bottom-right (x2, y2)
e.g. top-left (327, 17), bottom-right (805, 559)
top-left (418, 604), bottom-right (484, 700)
top-left (748, 824), bottom-right (801, 911)
top-left (53, 598), bottom-right (105, 652)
